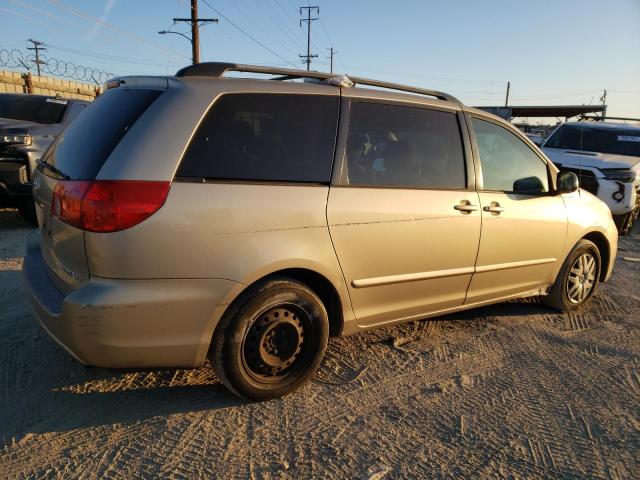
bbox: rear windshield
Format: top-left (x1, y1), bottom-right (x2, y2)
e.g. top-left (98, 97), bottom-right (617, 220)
top-left (177, 93), bottom-right (339, 183)
top-left (0, 95), bottom-right (67, 124)
top-left (545, 124), bottom-right (640, 157)
top-left (41, 88), bottom-right (161, 180)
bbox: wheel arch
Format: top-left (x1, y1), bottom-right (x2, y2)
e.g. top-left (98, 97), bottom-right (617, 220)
top-left (213, 267), bottom-right (346, 344)
top-left (582, 231), bottom-right (610, 282)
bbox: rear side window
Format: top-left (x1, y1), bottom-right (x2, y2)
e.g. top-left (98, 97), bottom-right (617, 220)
top-left (345, 102), bottom-right (466, 188)
top-left (177, 93), bottom-right (339, 183)
top-left (42, 88), bottom-right (161, 179)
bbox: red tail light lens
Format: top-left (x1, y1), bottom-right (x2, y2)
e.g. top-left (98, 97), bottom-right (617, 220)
top-left (52, 181), bottom-right (91, 229)
top-left (51, 180), bottom-right (171, 232)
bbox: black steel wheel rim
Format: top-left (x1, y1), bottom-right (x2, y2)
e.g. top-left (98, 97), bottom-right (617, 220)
top-left (241, 303), bottom-right (314, 384)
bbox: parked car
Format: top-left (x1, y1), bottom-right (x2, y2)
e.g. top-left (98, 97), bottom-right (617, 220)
top-left (0, 93), bottom-right (89, 224)
top-left (525, 132), bottom-right (544, 146)
top-left (24, 63), bottom-right (618, 400)
top-left (542, 121), bottom-right (640, 234)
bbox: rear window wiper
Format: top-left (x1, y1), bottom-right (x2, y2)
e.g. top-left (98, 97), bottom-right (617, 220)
top-left (37, 159), bottom-right (70, 180)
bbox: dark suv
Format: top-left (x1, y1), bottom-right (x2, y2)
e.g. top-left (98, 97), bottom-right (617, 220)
top-left (0, 93), bottom-right (89, 224)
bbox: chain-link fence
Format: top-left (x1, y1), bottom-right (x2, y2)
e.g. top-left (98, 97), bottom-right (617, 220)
top-left (0, 48), bottom-right (114, 85)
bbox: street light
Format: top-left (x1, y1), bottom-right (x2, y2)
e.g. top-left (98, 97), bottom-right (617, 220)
top-left (158, 30), bottom-right (192, 45)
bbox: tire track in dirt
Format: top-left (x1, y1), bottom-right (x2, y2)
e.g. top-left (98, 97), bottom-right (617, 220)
top-left (1, 209), bottom-right (639, 478)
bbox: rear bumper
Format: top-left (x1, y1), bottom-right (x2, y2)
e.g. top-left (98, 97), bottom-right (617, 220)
top-left (23, 233), bottom-right (241, 368)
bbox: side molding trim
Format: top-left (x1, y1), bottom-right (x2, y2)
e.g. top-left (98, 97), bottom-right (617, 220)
top-left (352, 267), bottom-right (475, 288)
top-left (351, 258), bottom-right (557, 289)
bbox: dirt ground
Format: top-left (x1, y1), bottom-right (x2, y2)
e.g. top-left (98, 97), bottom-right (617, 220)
top-left (0, 207), bottom-right (638, 479)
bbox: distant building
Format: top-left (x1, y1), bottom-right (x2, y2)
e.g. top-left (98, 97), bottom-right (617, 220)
top-left (475, 105), bottom-right (606, 122)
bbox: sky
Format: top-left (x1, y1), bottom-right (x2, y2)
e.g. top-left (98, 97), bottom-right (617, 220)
top-left (1, 0), bottom-right (639, 121)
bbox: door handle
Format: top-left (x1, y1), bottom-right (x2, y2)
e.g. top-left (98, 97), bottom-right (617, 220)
top-left (483, 203), bottom-right (505, 214)
top-left (454, 202), bottom-right (479, 213)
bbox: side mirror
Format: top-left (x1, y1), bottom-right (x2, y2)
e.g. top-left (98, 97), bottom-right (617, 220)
top-left (557, 171), bottom-right (579, 194)
top-left (513, 176), bottom-right (545, 194)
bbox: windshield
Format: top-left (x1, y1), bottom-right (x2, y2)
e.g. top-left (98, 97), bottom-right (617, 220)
top-left (545, 124), bottom-right (640, 157)
top-left (0, 94), bottom-right (68, 124)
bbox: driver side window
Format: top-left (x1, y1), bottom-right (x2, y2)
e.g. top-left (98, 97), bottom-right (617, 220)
top-left (472, 118), bottom-right (549, 194)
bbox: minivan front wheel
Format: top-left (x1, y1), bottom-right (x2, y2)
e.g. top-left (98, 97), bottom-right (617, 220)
top-left (212, 277), bottom-right (329, 401)
top-left (543, 239), bottom-right (601, 312)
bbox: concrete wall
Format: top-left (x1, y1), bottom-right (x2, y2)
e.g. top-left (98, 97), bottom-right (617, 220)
top-left (0, 70), bottom-right (99, 101)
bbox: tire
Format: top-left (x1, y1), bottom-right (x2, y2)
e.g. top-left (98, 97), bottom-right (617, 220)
top-left (613, 213), bottom-right (634, 236)
top-left (211, 276), bottom-right (329, 401)
top-left (543, 239), bottom-right (601, 312)
top-left (17, 200), bottom-right (38, 227)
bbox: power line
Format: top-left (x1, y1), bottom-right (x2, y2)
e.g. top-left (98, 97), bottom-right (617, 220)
top-left (259, 0), bottom-right (303, 47)
top-left (605, 89), bottom-right (640, 95)
top-left (222, 0), bottom-right (298, 56)
top-left (46, 0), bottom-right (190, 60)
top-left (45, 44), bottom-right (183, 67)
top-left (332, 62), bottom-right (507, 86)
top-left (1, 47), bottom-right (119, 83)
top-left (201, 0), bottom-right (297, 67)
top-left (272, 0), bottom-right (297, 22)
top-left (504, 90), bottom-right (603, 101)
top-left (299, 6), bottom-right (319, 70)
top-left (9, 0), bottom-right (83, 29)
top-left (0, 7), bottom-right (47, 26)
top-left (318, 17), bottom-right (334, 45)
top-left (285, 0), bottom-right (298, 11)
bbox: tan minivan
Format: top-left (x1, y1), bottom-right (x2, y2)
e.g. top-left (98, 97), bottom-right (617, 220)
top-left (24, 63), bottom-right (618, 400)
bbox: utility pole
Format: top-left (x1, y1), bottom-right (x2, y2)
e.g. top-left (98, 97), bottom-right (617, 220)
top-left (505, 81), bottom-right (510, 107)
top-left (327, 47), bottom-right (337, 73)
top-left (600, 89), bottom-right (607, 120)
top-left (27, 38), bottom-right (46, 76)
top-left (172, 0), bottom-right (218, 64)
top-left (299, 6), bottom-right (319, 71)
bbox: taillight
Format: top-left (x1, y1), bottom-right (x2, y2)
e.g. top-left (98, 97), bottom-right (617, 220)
top-left (51, 180), bottom-right (171, 232)
top-left (52, 181), bottom-right (91, 229)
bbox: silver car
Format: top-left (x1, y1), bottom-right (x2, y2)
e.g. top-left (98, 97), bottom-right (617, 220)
top-left (24, 63), bottom-right (618, 400)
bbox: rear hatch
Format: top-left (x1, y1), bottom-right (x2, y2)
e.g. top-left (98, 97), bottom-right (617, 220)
top-left (33, 84), bottom-right (164, 294)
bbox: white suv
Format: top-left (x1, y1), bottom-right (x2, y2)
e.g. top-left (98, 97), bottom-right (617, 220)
top-left (542, 121), bottom-right (640, 234)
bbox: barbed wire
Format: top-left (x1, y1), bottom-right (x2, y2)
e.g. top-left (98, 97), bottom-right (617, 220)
top-left (0, 48), bottom-right (114, 85)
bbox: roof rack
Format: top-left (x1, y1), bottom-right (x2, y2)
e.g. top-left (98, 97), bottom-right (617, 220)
top-left (175, 62), bottom-right (460, 104)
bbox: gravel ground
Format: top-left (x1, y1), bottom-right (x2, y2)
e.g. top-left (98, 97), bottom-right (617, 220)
top-left (0, 207), bottom-right (639, 479)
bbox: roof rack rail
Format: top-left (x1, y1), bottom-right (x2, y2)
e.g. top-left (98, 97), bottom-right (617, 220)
top-left (175, 62), bottom-right (460, 103)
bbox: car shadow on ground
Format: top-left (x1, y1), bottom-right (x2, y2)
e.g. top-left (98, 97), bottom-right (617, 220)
top-left (2, 287), bottom-right (623, 450)
top-left (1, 356), bottom-right (246, 444)
top-left (0, 208), bottom-right (31, 229)
top-left (440, 296), bottom-right (551, 321)
top-left (2, 299), bottom-right (557, 444)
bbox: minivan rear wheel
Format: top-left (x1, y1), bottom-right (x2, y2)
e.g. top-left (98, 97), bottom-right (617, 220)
top-left (211, 276), bottom-right (329, 401)
top-left (542, 239), bottom-right (601, 312)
